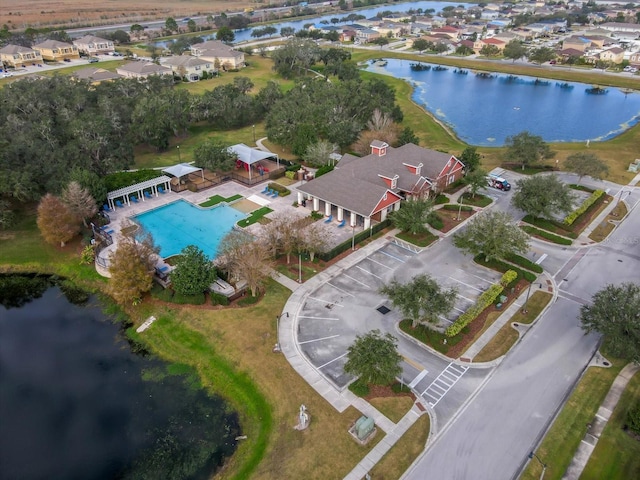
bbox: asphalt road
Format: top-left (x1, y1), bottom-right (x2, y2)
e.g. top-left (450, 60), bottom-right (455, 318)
top-left (402, 183), bottom-right (640, 480)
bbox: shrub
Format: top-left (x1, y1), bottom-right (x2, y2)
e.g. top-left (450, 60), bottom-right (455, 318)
top-left (428, 214), bottom-right (444, 230)
top-left (105, 169), bottom-right (161, 192)
top-left (568, 184), bottom-right (595, 193)
top-left (627, 402), bottom-right (640, 435)
top-left (442, 204), bottom-right (473, 212)
top-left (521, 225), bottom-right (573, 245)
top-left (500, 270), bottom-right (518, 286)
top-left (150, 283), bottom-right (174, 302)
top-left (473, 255), bottom-right (537, 284)
top-left (268, 183), bottom-right (291, 196)
top-left (315, 164), bottom-right (334, 178)
top-left (318, 219), bottom-right (392, 261)
top-left (348, 379), bottom-right (370, 397)
top-left (310, 211), bottom-right (323, 220)
top-left (445, 282), bottom-right (505, 337)
top-left (210, 292), bottom-right (229, 306)
top-left (171, 292), bottom-right (206, 305)
top-left (504, 253), bottom-right (544, 273)
top-left (238, 293), bottom-right (261, 306)
top-left (285, 171), bottom-right (296, 180)
top-left (434, 194), bottom-right (449, 205)
top-left (563, 189), bottom-right (604, 225)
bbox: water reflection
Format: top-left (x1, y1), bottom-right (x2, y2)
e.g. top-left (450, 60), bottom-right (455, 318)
top-left (0, 277), bottom-right (240, 480)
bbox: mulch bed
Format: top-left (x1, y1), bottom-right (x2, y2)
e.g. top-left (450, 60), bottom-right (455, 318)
top-left (447, 278), bottom-right (528, 359)
top-left (436, 209), bottom-right (475, 233)
top-left (365, 383), bottom-right (416, 401)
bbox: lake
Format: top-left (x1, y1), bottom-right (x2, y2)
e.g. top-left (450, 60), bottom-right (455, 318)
top-left (366, 58), bottom-right (640, 145)
top-left (0, 276), bottom-right (240, 480)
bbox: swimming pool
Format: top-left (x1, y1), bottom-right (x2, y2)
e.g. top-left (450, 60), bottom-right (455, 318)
top-left (133, 200), bottom-right (246, 259)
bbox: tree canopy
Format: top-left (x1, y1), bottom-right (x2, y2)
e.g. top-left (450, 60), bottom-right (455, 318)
top-left (503, 40), bottom-right (527, 62)
top-left (37, 194), bottom-right (79, 247)
top-left (511, 175), bottom-right (576, 220)
top-left (459, 146), bottom-right (481, 172)
top-left (580, 283), bottom-right (640, 363)
top-left (390, 198), bottom-right (435, 235)
top-left (564, 152), bottom-right (609, 183)
top-left (344, 330), bottom-right (402, 386)
top-left (453, 210), bottom-right (530, 262)
top-left (380, 274), bottom-right (458, 328)
top-left (504, 131), bottom-right (556, 170)
top-left (170, 245), bottom-right (217, 296)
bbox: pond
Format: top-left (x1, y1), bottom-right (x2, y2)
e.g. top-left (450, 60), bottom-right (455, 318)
top-left (0, 275), bottom-right (240, 480)
top-left (365, 59), bottom-right (640, 146)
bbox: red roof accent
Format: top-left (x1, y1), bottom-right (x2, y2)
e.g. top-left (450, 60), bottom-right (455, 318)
top-left (372, 191), bottom-right (402, 216)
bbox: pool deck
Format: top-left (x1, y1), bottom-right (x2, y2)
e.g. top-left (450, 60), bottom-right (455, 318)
top-left (102, 180), bottom-right (363, 258)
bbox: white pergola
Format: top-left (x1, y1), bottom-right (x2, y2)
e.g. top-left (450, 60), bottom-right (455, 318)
top-left (162, 163), bottom-right (204, 180)
top-left (106, 175), bottom-right (172, 209)
top-left (230, 143), bottom-right (280, 182)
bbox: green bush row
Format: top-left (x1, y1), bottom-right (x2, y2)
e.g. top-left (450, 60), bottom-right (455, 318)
top-left (317, 219), bottom-right (391, 262)
top-left (441, 204), bottom-right (473, 212)
top-left (434, 194), bottom-right (449, 205)
top-left (568, 184), bottom-right (595, 193)
top-left (210, 292), bottom-right (229, 306)
top-left (171, 292), bottom-right (206, 305)
top-left (428, 214), bottom-right (444, 230)
top-left (268, 183), bottom-right (291, 196)
top-left (522, 215), bottom-right (578, 239)
top-left (503, 253), bottom-right (544, 273)
top-left (563, 189), bottom-right (604, 226)
top-left (315, 164), bottom-right (334, 178)
top-left (105, 169), bottom-right (161, 192)
top-left (445, 270), bottom-right (517, 337)
top-left (474, 255), bottom-right (537, 284)
top-left (521, 225), bottom-right (573, 245)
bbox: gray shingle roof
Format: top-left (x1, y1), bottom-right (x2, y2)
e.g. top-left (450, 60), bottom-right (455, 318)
top-left (0, 44), bottom-right (38, 54)
top-left (116, 61), bottom-right (171, 75)
top-left (32, 39), bottom-right (75, 49)
top-left (72, 67), bottom-right (121, 82)
top-left (162, 56), bottom-right (211, 68)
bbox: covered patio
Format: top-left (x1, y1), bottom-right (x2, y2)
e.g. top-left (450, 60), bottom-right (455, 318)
top-left (229, 143), bottom-right (285, 186)
top-left (162, 163), bottom-right (218, 192)
top-left (106, 175), bottom-right (172, 210)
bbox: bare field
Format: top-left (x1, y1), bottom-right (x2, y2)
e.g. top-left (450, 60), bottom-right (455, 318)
top-left (1, 0), bottom-right (252, 30)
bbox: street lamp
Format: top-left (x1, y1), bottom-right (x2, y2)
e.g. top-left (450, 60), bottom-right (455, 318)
top-left (273, 312), bottom-right (289, 353)
top-left (252, 124), bottom-right (256, 143)
top-left (522, 283), bottom-right (543, 315)
top-left (177, 145), bottom-right (181, 163)
top-left (613, 189), bottom-right (631, 215)
top-left (298, 253), bottom-right (302, 283)
top-left (351, 224), bottom-right (356, 251)
top-left (528, 451), bottom-right (547, 479)
top-left (457, 198), bottom-right (463, 221)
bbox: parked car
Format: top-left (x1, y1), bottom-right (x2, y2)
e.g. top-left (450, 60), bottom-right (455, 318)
top-left (63, 58), bottom-right (71, 62)
top-left (88, 57), bottom-right (99, 63)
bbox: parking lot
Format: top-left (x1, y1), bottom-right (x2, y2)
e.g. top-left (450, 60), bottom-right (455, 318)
top-left (294, 234), bottom-right (504, 424)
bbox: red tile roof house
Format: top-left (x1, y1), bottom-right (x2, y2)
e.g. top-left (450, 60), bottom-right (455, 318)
top-left (296, 141), bottom-right (465, 230)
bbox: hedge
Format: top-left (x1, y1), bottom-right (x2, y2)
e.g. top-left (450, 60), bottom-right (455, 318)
top-left (522, 215), bottom-right (578, 239)
top-left (474, 255), bottom-right (537, 283)
top-left (150, 283), bottom-right (174, 302)
top-left (568, 184), bottom-right (595, 193)
top-left (428, 215), bottom-right (444, 230)
top-left (445, 270), bottom-right (517, 337)
top-left (563, 189), bottom-right (604, 226)
top-left (171, 292), bottom-right (206, 305)
top-left (441, 204), bottom-right (473, 212)
top-left (210, 292), bottom-right (230, 306)
top-left (503, 253), bottom-right (544, 273)
top-left (105, 169), bottom-right (162, 192)
top-left (434, 194), bottom-right (449, 205)
top-left (521, 225), bottom-right (573, 245)
top-left (267, 183), bottom-right (291, 197)
top-left (315, 164), bottom-right (334, 178)
top-left (317, 219), bottom-right (392, 261)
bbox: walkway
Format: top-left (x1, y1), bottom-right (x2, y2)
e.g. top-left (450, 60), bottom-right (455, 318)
top-left (562, 363), bottom-right (640, 480)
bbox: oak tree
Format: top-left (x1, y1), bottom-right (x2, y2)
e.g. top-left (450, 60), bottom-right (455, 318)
top-left (170, 245), bottom-right (216, 296)
top-left (37, 194), bottom-right (79, 247)
top-left (511, 175), bottom-right (576, 220)
top-left (61, 181), bottom-right (97, 228)
top-left (344, 330), bottom-right (402, 386)
top-left (565, 152), bottom-right (609, 184)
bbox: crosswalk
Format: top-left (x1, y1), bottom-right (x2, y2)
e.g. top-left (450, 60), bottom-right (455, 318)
top-left (420, 362), bottom-right (469, 408)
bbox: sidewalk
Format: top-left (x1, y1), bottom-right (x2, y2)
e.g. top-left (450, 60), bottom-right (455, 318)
top-left (562, 363), bottom-right (640, 480)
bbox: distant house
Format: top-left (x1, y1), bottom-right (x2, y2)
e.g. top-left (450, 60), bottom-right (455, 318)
top-left (190, 40), bottom-right (245, 70)
top-left (476, 37), bottom-right (506, 53)
top-left (0, 44), bottom-right (42, 67)
top-left (599, 22), bottom-right (640, 35)
top-left (115, 61), bottom-right (172, 79)
top-left (355, 27), bottom-right (381, 43)
top-left (599, 47), bottom-right (625, 64)
top-left (296, 142), bottom-right (464, 229)
top-left (73, 35), bottom-right (115, 55)
top-left (161, 55), bottom-right (215, 81)
top-left (630, 50), bottom-right (640, 67)
top-left (72, 67), bottom-right (121, 84)
top-left (32, 40), bottom-right (79, 61)
top-left (562, 36), bottom-right (592, 52)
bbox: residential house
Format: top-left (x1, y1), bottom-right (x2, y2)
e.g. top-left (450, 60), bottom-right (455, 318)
top-left (355, 28), bottom-right (381, 43)
top-left (476, 37), bottom-right (507, 53)
top-left (630, 50), bottom-right (640, 67)
top-left (375, 22), bottom-right (406, 39)
top-left (32, 40), bottom-right (79, 61)
top-left (599, 22), bottom-right (640, 35)
top-left (0, 44), bottom-right (42, 67)
top-left (599, 47), bottom-right (625, 64)
top-left (431, 26), bottom-right (461, 41)
top-left (73, 35), bottom-right (115, 55)
top-left (72, 67), bottom-right (121, 84)
top-left (115, 61), bottom-right (172, 79)
top-left (190, 40), bottom-right (245, 70)
top-left (161, 55), bottom-right (215, 81)
top-left (296, 142), bottom-right (465, 230)
top-left (562, 36), bottom-right (593, 52)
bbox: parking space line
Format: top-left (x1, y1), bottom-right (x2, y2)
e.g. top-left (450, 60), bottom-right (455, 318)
top-left (535, 253), bottom-right (548, 265)
top-left (366, 257), bottom-right (394, 270)
top-left (452, 305), bottom-right (466, 313)
top-left (455, 269), bottom-right (497, 285)
top-left (298, 334), bottom-right (340, 345)
top-left (438, 315), bottom-right (454, 324)
top-left (456, 292), bottom-right (477, 303)
top-left (448, 277), bottom-right (484, 292)
top-left (341, 273), bottom-right (371, 289)
top-left (306, 296), bottom-right (344, 307)
top-left (379, 250), bottom-right (406, 263)
top-left (409, 370), bottom-right (429, 389)
top-left (326, 283), bottom-right (355, 297)
top-left (298, 316), bottom-right (341, 321)
top-left (318, 352), bottom-right (348, 370)
top-left (355, 265), bottom-right (383, 279)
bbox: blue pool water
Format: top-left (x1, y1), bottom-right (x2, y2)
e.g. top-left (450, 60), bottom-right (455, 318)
top-left (134, 200), bottom-right (246, 259)
top-left (366, 59), bottom-right (640, 146)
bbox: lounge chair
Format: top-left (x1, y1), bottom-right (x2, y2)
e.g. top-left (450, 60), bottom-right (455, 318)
top-left (337, 219), bottom-right (346, 228)
top-left (115, 200), bottom-right (124, 209)
top-left (144, 191), bottom-right (153, 200)
top-left (261, 185), bottom-right (270, 194)
top-left (271, 190), bottom-right (279, 198)
top-left (103, 204), bottom-right (111, 212)
top-left (158, 186), bottom-right (166, 194)
top-left (130, 195), bottom-right (139, 203)
top-left (324, 215), bottom-right (333, 223)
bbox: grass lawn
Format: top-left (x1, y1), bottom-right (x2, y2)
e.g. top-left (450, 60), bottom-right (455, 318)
top-left (473, 291), bottom-right (552, 362)
top-left (199, 193), bottom-right (243, 207)
top-left (459, 193), bottom-right (493, 208)
top-left (588, 201), bottom-right (628, 243)
top-left (521, 355), bottom-right (627, 480)
top-left (237, 206), bottom-right (273, 227)
top-left (368, 396), bottom-right (415, 424)
top-left (369, 414), bottom-right (430, 480)
top-left (581, 371), bottom-right (640, 480)
top-left (395, 230), bottom-right (439, 248)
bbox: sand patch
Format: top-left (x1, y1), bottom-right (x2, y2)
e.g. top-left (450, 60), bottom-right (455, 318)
top-left (231, 199), bottom-right (261, 214)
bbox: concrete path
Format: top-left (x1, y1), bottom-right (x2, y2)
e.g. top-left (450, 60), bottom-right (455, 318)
top-left (562, 363), bottom-right (640, 480)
